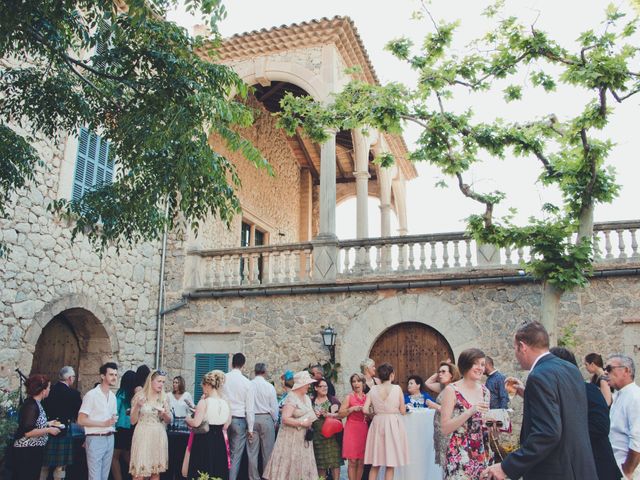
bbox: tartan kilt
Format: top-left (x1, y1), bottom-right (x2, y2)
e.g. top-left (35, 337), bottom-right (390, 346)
top-left (43, 434), bottom-right (74, 467)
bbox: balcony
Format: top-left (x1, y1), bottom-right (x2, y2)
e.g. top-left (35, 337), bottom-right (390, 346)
top-left (185, 220), bottom-right (640, 296)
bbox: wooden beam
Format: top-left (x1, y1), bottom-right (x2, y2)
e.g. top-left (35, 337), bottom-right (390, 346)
top-left (295, 132), bottom-right (320, 181)
top-left (257, 81), bottom-right (287, 103)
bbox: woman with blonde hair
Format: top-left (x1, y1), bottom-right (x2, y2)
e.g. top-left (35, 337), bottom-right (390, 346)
top-left (129, 369), bottom-right (172, 480)
top-left (360, 358), bottom-right (380, 394)
top-left (186, 370), bottom-right (231, 480)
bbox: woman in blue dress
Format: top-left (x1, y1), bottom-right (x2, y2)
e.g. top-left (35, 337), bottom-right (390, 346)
top-left (403, 375), bottom-right (435, 409)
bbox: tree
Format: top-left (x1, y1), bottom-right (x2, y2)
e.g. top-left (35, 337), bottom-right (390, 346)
top-left (0, 0), bottom-right (269, 256)
top-left (278, 3), bottom-right (640, 343)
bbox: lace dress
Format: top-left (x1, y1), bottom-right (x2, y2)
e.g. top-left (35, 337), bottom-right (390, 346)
top-left (129, 396), bottom-right (169, 476)
top-left (263, 393), bottom-right (318, 480)
top-left (444, 385), bottom-right (493, 480)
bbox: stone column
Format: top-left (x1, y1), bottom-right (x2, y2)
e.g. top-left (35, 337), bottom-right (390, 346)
top-left (352, 128), bottom-right (376, 239)
top-left (313, 129), bottom-right (338, 282)
top-left (392, 175), bottom-right (408, 236)
top-left (378, 167), bottom-right (393, 237)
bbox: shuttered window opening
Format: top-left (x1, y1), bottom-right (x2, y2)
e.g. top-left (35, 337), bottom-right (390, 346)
top-left (72, 127), bottom-right (114, 201)
top-left (194, 353), bottom-right (229, 401)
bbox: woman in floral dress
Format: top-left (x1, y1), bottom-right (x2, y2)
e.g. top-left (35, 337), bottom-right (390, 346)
top-left (440, 349), bottom-right (493, 479)
top-left (311, 379), bottom-right (343, 480)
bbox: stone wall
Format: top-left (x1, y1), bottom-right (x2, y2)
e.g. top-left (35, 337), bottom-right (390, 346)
top-left (162, 276), bottom-right (640, 398)
top-left (0, 126), bottom-right (161, 390)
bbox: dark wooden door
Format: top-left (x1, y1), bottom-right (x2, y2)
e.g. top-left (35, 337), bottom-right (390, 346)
top-left (31, 316), bottom-right (80, 387)
top-left (369, 322), bottom-right (453, 389)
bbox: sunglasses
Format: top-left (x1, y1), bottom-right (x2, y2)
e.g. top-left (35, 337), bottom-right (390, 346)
top-left (156, 369), bottom-right (168, 377)
top-left (604, 365), bottom-right (626, 373)
top-left (484, 420), bottom-right (503, 428)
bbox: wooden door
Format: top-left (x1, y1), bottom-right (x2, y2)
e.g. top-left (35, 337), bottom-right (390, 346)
top-left (369, 322), bottom-right (453, 389)
top-left (31, 315), bottom-right (80, 387)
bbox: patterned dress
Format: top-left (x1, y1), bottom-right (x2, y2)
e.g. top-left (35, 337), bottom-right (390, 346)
top-left (444, 385), bottom-right (493, 480)
top-left (129, 396), bottom-right (169, 477)
top-left (263, 393), bottom-right (318, 480)
top-left (312, 398), bottom-right (344, 469)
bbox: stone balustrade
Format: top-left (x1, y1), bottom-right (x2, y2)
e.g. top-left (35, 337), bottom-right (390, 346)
top-left (186, 220), bottom-right (640, 290)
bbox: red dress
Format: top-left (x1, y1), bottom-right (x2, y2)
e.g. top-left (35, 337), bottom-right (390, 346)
top-left (342, 392), bottom-right (368, 460)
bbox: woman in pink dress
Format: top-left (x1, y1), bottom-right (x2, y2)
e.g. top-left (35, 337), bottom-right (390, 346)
top-left (339, 373), bottom-right (368, 480)
top-left (363, 363), bottom-right (409, 480)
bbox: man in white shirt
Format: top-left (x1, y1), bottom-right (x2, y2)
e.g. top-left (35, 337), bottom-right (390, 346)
top-left (247, 362), bottom-right (279, 480)
top-left (77, 362), bottom-right (118, 480)
top-left (606, 354), bottom-right (640, 479)
top-left (223, 353), bottom-right (255, 480)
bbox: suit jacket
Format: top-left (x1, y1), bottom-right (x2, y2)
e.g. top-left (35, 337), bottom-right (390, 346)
top-left (42, 381), bottom-right (82, 424)
top-left (501, 354), bottom-right (597, 480)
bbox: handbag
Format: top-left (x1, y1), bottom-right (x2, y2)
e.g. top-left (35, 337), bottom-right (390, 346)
top-left (304, 426), bottom-right (314, 442)
top-left (191, 399), bottom-right (209, 434)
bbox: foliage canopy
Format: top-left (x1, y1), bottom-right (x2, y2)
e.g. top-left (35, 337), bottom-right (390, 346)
top-left (0, 0), bottom-right (268, 255)
top-left (278, 3), bottom-right (640, 291)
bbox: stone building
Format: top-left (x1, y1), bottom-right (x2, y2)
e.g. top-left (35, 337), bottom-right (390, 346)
top-left (1, 16), bottom-right (639, 398)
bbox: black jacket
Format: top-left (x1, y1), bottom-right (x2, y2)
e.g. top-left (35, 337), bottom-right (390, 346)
top-left (585, 382), bottom-right (622, 480)
top-left (501, 354), bottom-right (597, 480)
top-left (42, 381), bottom-right (82, 424)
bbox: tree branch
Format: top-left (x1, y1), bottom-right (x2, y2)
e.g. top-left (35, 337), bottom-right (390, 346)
top-left (609, 86), bottom-right (640, 102)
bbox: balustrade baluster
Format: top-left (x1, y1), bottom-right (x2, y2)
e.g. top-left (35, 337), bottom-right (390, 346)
top-left (398, 243), bottom-right (407, 272)
top-left (604, 230), bottom-right (613, 259)
top-left (364, 246), bottom-right (373, 273)
top-left (241, 253), bottom-right (250, 285)
top-left (375, 246), bottom-right (382, 272)
top-left (453, 240), bottom-right (460, 267)
top-left (408, 243), bottom-right (416, 271)
top-left (616, 230), bottom-right (627, 259)
top-left (442, 241), bottom-right (449, 269)
top-left (283, 250), bottom-right (293, 283)
top-left (305, 249), bottom-right (313, 281)
top-left (592, 233), bottom-right (602, 261)
top-left (385, 245), bottom-right (393, 273)
top-left (342, 247), bottom-right (351, 275)
top-left (504, 245), bottom-right (513, 265)
top-left (517, 247), bottom-right (525, 263)
top-left (233, 254), bottom-right (242, 285)
top-left (430, 241), bottom-right (437, 269)
top-left (465, 239), bottom-right (473, 267)
top-left (630, 229), bottom-right (639, 259)
top-left (419, 242), bottom-right (427, 271)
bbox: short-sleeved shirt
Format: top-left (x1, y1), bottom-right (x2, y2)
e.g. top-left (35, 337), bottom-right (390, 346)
top-left (79, 385), bottom-right (117, 435)
top-left (610, 382), bottom-right (640, 476)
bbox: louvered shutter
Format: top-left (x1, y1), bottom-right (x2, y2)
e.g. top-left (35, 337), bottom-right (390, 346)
top-left (194, 354), bottom-right (229, 400)
top-left (72, 128), bottom-right (113, 201)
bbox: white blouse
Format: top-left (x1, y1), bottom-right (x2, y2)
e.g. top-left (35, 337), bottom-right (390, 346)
top-left (169, 391), bottom-right (194, 418)
top-left (204, 397), bottom-right (231, 425)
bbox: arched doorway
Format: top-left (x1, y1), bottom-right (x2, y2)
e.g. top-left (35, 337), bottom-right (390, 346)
top-left (369, 322), bottom-right (453, 389)
top-left (30, 308), bottom-right (113, 392)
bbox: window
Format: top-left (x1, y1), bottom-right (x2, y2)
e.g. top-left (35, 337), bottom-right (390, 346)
top-left (194, 353), bottom-right (229, 400)
top-left (240, 221), bottom-right (267, 282)
top-left (72, 127), bottom-right (114, 201)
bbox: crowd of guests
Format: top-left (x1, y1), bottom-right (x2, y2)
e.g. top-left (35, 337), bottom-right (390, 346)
top-left (8, 322), bottom-right (640, 480)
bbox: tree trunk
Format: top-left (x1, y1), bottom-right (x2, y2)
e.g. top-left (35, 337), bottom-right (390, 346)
top-left (540, 282), bottom-right (562, 346)
top-left (578, 202), bottom-right (595, 244)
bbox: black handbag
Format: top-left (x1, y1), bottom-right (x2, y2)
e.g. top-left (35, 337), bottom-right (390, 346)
top-left (304, 426), bottom-right (314, 442)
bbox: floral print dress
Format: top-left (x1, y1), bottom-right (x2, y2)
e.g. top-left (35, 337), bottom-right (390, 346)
top-left (444, 385), bottom-right (493, 480)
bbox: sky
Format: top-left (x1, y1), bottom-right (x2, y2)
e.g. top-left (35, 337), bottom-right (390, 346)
top-left (169, 1), bottom-right (639, 239)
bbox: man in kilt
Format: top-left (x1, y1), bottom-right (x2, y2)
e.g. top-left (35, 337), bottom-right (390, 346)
top-left (41, 366), bottom-right (82, 480)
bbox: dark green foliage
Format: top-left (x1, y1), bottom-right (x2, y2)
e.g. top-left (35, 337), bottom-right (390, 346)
top-left (0, 0), bottom-right (268, 253)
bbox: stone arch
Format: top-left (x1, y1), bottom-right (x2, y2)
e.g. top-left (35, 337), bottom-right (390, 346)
top-left (25, 294), bottom-right (119, 392)
top-left (338, 292), bottom-right (480, 391)
top-left (234, 59), bottom-right (329, 103)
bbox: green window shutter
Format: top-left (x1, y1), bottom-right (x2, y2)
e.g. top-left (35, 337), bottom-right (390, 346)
top-left (194, 353), bottom-right (229, 400)
top-left (72, 127), bottom-right (113, 201)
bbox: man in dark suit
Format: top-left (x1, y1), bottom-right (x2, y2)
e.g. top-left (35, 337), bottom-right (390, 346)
top-left (482, 321), bottom-right (597, 480)
top-left (41, 365), bottom-right (83, 480)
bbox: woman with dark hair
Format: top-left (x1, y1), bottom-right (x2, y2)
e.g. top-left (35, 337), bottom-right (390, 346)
top-left (553, 347), bottom-right (621, 480)
top-left (169, 375), bottom-right (194, 419)
top-left (585, 352), bottom-right (613, 406)
top-left (311, 378), bottom-right (343, 480)
top-left (13, 374), bottom-right (60, 480)
top-left (440, 348), bottom-right (493, 479)
top-left (364, 363), bottom-right (409, 480)
top-left (111, 370), bottom-right (137, 480)
top-left (339, 373), bottom-right (368, 480)
top-left (404, 375), bottom-right (434, 409)
top-left (134, 365), bottom-right (151, 394)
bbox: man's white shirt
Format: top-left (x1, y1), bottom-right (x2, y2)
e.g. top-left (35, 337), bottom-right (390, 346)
top-left (79, 385), bottom-right (117, 434)
top-left (223, 368), bottom-right (255, 432)
top-left (610, 382), bottom-right (640, 479)
top-left (251, 375), bottom-right (279, 424)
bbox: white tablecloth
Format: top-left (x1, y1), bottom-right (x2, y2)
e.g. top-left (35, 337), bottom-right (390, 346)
top-left (377, 409), bottom-right (443, 480)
